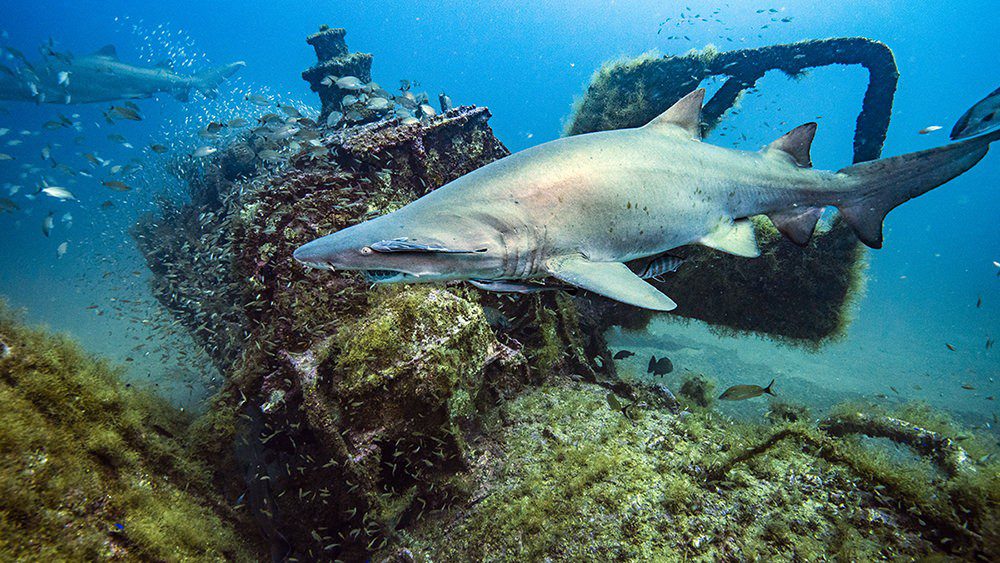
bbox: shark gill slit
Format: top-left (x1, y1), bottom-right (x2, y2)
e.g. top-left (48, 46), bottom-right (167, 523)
top-left (499, 230), bottom-right (519, 279)
top-left (522, 225), bottom-right (547, 279)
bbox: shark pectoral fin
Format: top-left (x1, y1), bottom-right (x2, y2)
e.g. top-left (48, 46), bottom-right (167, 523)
top-left (546, 256), bottom-right (677, 311)
top-left (642, 88), bottom-right (705, 140)
top-left (699, 219), bottom-right (760, 257)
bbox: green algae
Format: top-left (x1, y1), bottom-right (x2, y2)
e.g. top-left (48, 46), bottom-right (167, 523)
top-left (520, 292), bottom-right (594, 380)
top-left (678, 372), bottom-right (716, 408)
top-left (0, 303), bottom-right (258, 561)
top-left (333, 285), bottom-right (495, 400)
top-left (397, 383), bottom-right (997, 561)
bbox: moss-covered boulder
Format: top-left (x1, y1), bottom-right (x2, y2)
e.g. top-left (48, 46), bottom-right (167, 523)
top-left (0, 303), bottom-right (259, 560)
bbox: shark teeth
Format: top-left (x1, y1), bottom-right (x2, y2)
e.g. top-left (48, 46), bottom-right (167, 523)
top-left (301, 261), bottom-right (334, 271)
top-left (364, 269), bottom-right (407, 282)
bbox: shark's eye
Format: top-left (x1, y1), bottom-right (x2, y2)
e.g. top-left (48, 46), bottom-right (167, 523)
top-left (361, 246), bottom-right (373, 255)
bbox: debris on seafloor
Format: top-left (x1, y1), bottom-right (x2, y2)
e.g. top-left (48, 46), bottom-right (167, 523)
top-left (819, 409), bottom-right (975, 477)
top-left (569, 38), bottom-right (899, 344)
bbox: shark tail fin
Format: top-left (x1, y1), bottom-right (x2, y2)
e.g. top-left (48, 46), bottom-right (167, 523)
top-left (836, 128), bottom-right (1000, 248)
top-left (191, 61), bottom-right (246, 99)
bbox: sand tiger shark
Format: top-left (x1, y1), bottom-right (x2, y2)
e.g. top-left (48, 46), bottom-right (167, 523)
top-left (0, 44), bottom-right (244, 104)
top-left (294, 89), bottom-right (999, 310)
top-left (952, 85), bottom-right (1000, 140)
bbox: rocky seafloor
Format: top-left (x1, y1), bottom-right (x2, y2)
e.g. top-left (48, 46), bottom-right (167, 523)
top-left (2, 26), bottom-right (997, 562)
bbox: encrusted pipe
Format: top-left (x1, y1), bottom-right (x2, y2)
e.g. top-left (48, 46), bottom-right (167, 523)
top-left (569, 37), bottom-right (898, 163)
top-left (699, 37), bottom-right (898, 163)
top-left (819, 411), bottom-right (975, 478)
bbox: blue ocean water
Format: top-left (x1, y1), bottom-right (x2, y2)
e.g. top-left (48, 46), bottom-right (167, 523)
top-left (0, 0), bottom-right (996, 423)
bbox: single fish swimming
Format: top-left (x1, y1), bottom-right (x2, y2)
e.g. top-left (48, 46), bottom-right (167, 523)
top-left (294, 89), bottom-right (1000, 310)
top-left (0, 44), bottom-right (244, 104)
top-left (647, 355), bottom-right (673, 376)
top-left (719, 379), bottom-right (776, 401)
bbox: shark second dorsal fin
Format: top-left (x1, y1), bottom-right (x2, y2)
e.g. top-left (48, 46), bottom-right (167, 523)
top-left (93, 45), bottom-right (119, 60)
top-left (765, 122), bottom-right (817, 168)
top-left (699, 218), bottom-right (760, 257)
top-left (546, 255), bottom-right (677, 311)
top-left (643, 88), bottom-right (705, 139)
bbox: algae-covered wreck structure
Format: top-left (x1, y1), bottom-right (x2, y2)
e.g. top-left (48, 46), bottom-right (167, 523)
top-left (6, 26), bottom-right (993, 561)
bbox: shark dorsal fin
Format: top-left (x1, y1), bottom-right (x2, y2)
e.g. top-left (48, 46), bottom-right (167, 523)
top-left (643, 88), bottom-right (705, 139)
top-left (765, 122), bottom-right (817, 168)
top-left (546, 255), bottom-right (677, 311)
top-left (93, 45), bottom-right (119, 60)
top-left (699, 218), bottom-right (760, 257)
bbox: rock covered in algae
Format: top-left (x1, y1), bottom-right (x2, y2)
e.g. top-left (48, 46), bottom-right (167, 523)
top-left (0, 302), bottom-right (259, 560)
top-left (565, 39), bottom-right (899, 344)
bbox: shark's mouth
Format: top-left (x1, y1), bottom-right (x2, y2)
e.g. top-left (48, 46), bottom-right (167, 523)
top-left (363, 269), bottom-right (411, 283)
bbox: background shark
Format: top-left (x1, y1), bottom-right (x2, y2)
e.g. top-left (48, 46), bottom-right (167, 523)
top-left (294, 89), bottom-right (1000, 311)
top-left (0, 44), bottom-right (244, 104)
top-left (952, 85), bottom-right (1000, 140)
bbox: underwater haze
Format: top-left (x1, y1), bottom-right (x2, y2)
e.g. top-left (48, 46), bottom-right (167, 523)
top-left (0, 0), bottom-right (998, 560)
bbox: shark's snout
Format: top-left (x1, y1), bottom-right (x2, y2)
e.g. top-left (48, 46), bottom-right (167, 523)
top-left (293, 239), bottom-right (335, 270)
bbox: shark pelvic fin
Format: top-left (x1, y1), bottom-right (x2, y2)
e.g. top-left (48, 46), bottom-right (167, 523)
top-left (546, 255), bottom-right (677, 311)
top-left (469, 279), bottom-right (572, 294)
top-left (699, 219), bottom-right (760, 257)
top-left (643, 88), bottom-right (705, 139)
top-left (93, 45), bottom-right (119, 60)
top-left (767, 206), bottom-right (823, 246)
top-left (765, 122), bottom-right (817, 167)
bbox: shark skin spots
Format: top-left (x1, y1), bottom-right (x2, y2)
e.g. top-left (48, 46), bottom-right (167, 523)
top-left (294, 89), bottom-right (1000, 311)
